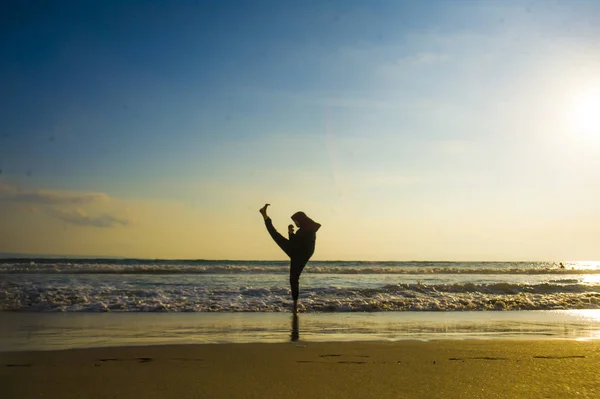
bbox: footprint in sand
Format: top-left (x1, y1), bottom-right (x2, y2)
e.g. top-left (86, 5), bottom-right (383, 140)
top-left (319, 354), bottom-right (370, 358)
top-left (98, 358), bottom-right (154, 363)
top-left (5, 364), bottom-right (32, 367)
top-left (299, 354), bottom-right (371, 364)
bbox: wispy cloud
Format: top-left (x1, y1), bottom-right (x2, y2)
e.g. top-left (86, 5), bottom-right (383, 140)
top-left (10, 190), bottom-right (109, 205)
top-left (51, 208), bottom-right (130, 228)
top-left (0, 184), bottom-right (109, 205)
top-left (0, 183), bottom-right (17, 195)
top-left (0, 182), bottom-right (130, 228)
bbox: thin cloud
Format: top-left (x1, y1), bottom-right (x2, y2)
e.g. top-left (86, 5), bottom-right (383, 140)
top-left (0, 185), bottom-right (109, 205)
top-left (0, 183), bottom-right (17, 195)
top-left (0, 182), bottom-right (129, 228)
top-left (51, 208), bottom-right (130, 228)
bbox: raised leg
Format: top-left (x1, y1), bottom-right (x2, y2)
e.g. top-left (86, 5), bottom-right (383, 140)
top-left (265, 218), bottom-right (292, 258)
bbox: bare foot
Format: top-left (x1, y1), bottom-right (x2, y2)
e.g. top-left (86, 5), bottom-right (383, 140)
top-left (259, 203), bottom-right (270, 218)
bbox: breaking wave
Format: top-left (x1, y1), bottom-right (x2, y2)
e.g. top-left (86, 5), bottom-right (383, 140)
top-left (2, 280), bottom-right (600, 312)
top-left (1, 262), bottom-right (598, 275)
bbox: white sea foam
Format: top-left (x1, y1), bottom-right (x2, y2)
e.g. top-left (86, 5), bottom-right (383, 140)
top-left (2, 279), bottom-right (600, 312)
top-left (3, 260), bottom-right (599, 313)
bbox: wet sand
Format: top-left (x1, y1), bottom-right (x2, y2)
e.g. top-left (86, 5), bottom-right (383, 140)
top-left (1, 340), bottom-right (599, 398)
top-left (4, 310), bottom-right (600, 351)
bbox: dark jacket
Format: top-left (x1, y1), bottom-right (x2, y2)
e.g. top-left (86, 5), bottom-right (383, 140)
top-left (289, 211), bottom-right (321, 262)
top-left (289, 228), bottom-right (319, 262)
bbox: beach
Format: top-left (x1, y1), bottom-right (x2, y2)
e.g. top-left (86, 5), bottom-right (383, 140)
top-left (3, 311), bottom-right (600, 351)
top-left (4, 0), bottom-right (600, 396)
top-left (2, 312), bottom-right (600, 398)
top-left (3, 259), bottom-right (600, 397)
top-left (2, 340), bottom-right (599, 398)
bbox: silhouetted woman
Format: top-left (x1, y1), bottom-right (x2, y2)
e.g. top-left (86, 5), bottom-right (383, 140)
top-left (259, 204), bottom-right (321, 313)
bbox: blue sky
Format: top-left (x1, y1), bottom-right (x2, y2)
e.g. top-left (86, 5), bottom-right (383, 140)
top-left (1, 0), bottom-right (600, 260)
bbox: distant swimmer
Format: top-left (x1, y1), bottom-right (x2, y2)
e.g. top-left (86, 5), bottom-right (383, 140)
top-left (259, 204), bottom-right (321, 314)
top-left (560, 262), bottom-right (565, 269)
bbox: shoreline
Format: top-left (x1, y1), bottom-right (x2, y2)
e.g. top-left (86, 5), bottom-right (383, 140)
top-left (2, 340), bottom-right (599, 398)
top-left (2, 310), bottom-right (600, 352)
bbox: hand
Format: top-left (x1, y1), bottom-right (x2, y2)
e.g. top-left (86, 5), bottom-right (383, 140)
top-left (288, 224), bottom-right (295, 235)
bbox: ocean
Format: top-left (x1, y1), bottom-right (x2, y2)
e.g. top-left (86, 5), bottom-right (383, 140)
top-left (2, 259), bottom-right (600, 350)
top-left (2, 259), bottom-right (600, 312)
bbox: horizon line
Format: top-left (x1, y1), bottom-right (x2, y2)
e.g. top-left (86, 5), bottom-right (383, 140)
top-left (0, 253), bottom-right (586, 263)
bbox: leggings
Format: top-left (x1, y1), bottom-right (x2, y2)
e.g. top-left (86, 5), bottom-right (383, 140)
top-left (264, 218), bottom-right (307, 301)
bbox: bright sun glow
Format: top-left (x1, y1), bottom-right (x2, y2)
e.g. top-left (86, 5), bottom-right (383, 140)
top-left (571, 89), bottom-right (600, 137)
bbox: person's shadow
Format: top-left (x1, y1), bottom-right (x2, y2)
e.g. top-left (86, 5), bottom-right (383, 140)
top-left (290, 313), bottom-right (299, 342)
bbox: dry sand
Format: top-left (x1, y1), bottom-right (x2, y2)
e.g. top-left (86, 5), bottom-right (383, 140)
top-left (1, 340), bottom-right (599, 398)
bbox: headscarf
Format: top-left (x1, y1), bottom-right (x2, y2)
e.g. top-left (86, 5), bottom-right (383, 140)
top-left (291, 211), bottom-right (321, 232)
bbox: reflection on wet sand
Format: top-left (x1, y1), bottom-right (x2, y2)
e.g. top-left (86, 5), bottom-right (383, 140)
top-left (291, 313), bottom-right (299, 342)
